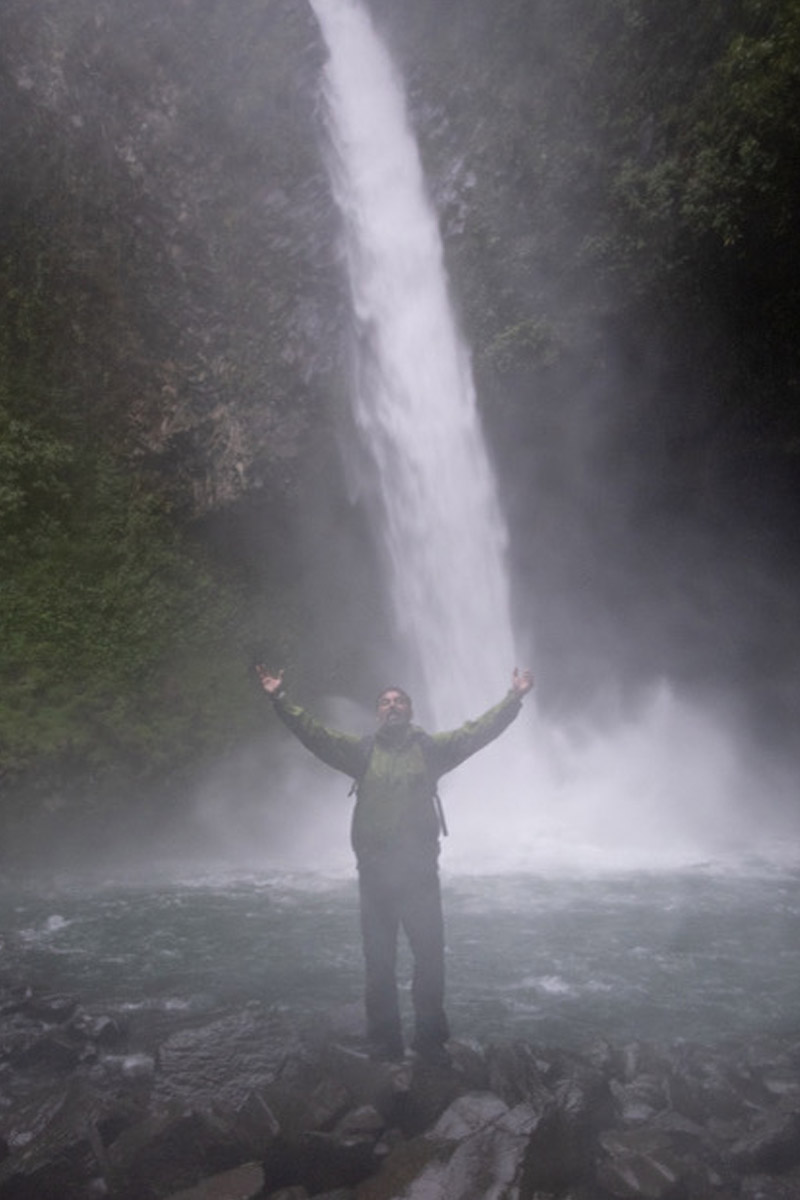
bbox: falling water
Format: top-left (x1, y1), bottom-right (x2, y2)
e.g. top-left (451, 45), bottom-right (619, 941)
top-left (311, 0), bottom-right (517, 726)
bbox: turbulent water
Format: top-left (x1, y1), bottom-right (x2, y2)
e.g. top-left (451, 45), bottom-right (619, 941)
top-left (4, 866), bottom-right (799, 1051)
top-left (311, 0), bottom-right (517, 727)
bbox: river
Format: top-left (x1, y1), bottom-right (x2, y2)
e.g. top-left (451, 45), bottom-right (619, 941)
top-left (4, 862), bottom-right (798, 1053)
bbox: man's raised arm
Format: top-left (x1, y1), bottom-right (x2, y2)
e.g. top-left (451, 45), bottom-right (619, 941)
top-left (256, 665), bottom-right (365, 778)
top-left (430, 666), bottom-right (534, 775)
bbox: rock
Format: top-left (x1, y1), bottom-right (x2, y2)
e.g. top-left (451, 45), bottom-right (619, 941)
top-left (9, 1030), bottom-right (83, 1072)
top-left (521, 1060), bottom-right (613, 1193)
top-left (276, 1128), bottom-right (381, 1196)
top-left (595, 1146), bottom-right (687, 1199)
top-left (20, 995), bottom-right (79, 1024)
top-left (611, 1075), bottom-right (668, 1125)
top-left (106, 1103), bottom-right (255, 1199)
top-left (728, 1107), bottom-right (800, 1174)
top-left (666, 1046), bottom-right (768, 1122)
top-left (70, 1014), bottom-right (126, 1048)
top-left (355, 1135), bottom-right (449, 1200)
top-left (229, 1090), bottom-right (281, 1159)
top-left (332, 1107), bottom-right (385, 1141)
top-left (739, 1168), bottom-right (800, 1199)
top-left (163, 1161), bottom-right (265, 1200)
top-left (431, 1091), bottom-right (510, 1142)
top-left (0, 1077), bottom-right (133, 1200)
top-left (443, 1101), bottom-right (539, 1200)
top-left (361, 1089), bottom-right (540, 1200)
top-left (101, 1052), bottom-right (157, 1083)
top-left (0, 1011), bottom-right (799, 1200)
top-left (485, 1039), bottom-right (553, 1109)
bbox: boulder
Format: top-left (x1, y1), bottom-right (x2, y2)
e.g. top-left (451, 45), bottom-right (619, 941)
top-left (106, 1103), bottom-right (256, 1200)
top-left (728, 1107), bottom-right (800, 1174)
top-left (163, 1161), bottom-right (265, 1200)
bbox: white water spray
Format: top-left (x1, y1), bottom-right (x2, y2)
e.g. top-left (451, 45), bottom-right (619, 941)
top-left (311, 0), bottom-right (516, 727)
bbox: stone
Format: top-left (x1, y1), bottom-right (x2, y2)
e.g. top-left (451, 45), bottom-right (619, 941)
top-left (595, 1147), bottom-right (687, 1199)
top-left (728, 1107), bottom-right (800, 1174)
top-left (105, 1104), bottom-right (252, 1199)
top-left (20, 995), bottom-right (79, 1024)
top-left (163, 1161), bottom-right (265, 1200)
top-left (485, 1039), bottom-right (554, 1110)
top-left (610, 1076), bottom-right (667, 1125)
top-left (355, 1135), bottom-right (450, 1200)
top-left (9, 1030), bottom-right (83, 1072)
top-left (431, 1092), bottom-right (510, 1142)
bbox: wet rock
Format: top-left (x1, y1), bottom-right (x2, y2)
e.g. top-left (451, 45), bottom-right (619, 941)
top-left (728, 1106), bottom-right (800, 1174)
top-left (20, 994), bottom-right (79, 1024)
top-left (355, 1134), bottom-right (450, 1200)
top-left (431, 1091), bottom-right (509, 1141)
top-left (362, 1090), bottom-right (541, 1200)
top-left (332, 1106), bottom-right (384, 1141)
top-left (739, 1167), bottom-right (800, 1199)
top-left (485, 1038), bottom-right (553, 1109)
top-left (443, 1101), bottom-right (539, 1200)
top-left (611, 1075), bottom-right (669, 1125)
top-left (163, 1160), bottom-right (265, 1200)
top-left (275, 1127), bottom-right (381, 1195)
top-left (100, 1052), bottom-right (157, 1083)
top-left (9, 1029), bottom-right (84, 1072)
top-left (521, 1059), bottom-right (614, 1193)
top-left (70, 1013), bottom-right (126, 1049)
top-left (106, 1103), bottom-right (254, 1200)
top-left (595, 1143), bottom-right (687, 1199)
top-left (0, 1008), bottom-right (799, 1200)
top-left (228, 1090), bottom-right (282, 1159)
top-left (666, 1046), bottom-right (769, 1122)
top-left (0, 1077), bottom-right (133, 1200)
top-left (257, 1056), bottom-right (354, 1140)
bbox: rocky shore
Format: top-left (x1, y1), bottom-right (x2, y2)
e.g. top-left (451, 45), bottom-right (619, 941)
top-left (1, 985), bottom-right (799, 1199)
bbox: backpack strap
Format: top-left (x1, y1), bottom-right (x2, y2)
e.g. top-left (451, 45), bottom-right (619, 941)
top-left (347, 734), bottom-right (375, 798)
top-left (418, 731), bottom-right (448, 837)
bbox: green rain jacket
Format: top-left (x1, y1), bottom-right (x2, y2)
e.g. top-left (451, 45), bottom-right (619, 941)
top-left (271, 690), bottom-right (522, 862)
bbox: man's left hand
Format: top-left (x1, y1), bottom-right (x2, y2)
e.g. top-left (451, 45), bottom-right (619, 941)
top-left (511, 667), bottom-right (534, 697)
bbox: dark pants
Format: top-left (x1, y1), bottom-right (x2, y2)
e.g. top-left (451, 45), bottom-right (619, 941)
top-left (357, 851), bottom-right (450, 1054)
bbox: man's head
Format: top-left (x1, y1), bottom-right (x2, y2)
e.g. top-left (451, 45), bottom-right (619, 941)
top-left (376, 686), bottom-right (413, 730)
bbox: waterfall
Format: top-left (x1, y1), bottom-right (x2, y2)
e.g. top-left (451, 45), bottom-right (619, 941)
top-left (310, 0), bottom-right (518, 727)
top-left (303, 0), bottom-right (778, 872)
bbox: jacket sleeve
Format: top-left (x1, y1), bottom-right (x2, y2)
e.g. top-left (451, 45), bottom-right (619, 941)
top-left (270, 695), bottom-right (367, 778)
top-left (428, 691), bottom-right (523, 776)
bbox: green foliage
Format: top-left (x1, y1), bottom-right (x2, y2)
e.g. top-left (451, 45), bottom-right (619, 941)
top-left (485, 318), bottom-right (563, 376)
top-left (0, 434), bottom-right (295, 783)
top-left (0, 227), bottom-right (296, 798)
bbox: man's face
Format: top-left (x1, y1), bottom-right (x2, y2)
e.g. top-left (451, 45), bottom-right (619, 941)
top-left (376, 689), bottom-right (412, 729)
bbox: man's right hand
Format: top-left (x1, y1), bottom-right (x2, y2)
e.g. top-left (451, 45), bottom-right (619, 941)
top-left (256, 666), bottom-right (285, 697)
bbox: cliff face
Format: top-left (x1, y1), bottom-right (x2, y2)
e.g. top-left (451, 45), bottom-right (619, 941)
top-left (2, 0), bottom-right (348, 512)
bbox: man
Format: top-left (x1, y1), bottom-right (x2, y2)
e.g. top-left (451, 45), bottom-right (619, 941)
top-left (257, 665), bottom-right (533, 1062)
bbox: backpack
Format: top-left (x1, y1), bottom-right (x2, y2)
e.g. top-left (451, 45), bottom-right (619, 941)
top-left (347, 732), bottom-right (449, 837)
